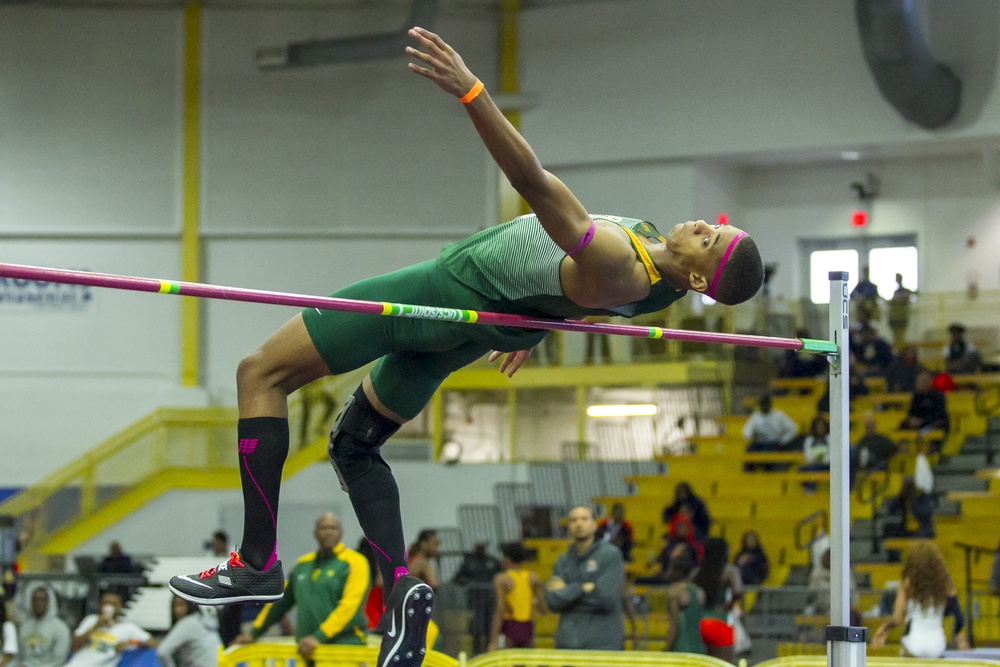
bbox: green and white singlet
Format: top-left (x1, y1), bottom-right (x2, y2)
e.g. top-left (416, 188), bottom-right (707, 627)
top-left (302, 214), bottom-right (686, 418)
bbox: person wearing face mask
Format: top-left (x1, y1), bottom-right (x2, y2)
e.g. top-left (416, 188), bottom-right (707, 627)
top-left (66, 591), bottom-right (155, 667)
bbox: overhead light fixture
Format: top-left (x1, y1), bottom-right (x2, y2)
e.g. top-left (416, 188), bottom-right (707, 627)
top-left (840, 151), bottom-right (861, 161)
top-left (586, 404), bottom-right (658, 418)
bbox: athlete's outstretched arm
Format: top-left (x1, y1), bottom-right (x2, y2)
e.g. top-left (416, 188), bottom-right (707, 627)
top-left (406, 27), bottom-right (592, 253)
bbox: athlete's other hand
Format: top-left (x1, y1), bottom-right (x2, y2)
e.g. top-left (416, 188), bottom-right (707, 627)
top-left (489, 348), bottom-right (532, 377)
top-left (406, 27), bottom-right (479, 99)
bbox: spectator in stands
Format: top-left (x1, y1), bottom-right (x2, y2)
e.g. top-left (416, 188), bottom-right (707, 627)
top-left (489, 542), bottom-right (545, 651)
top-left (156, 595), bottom-right (220, 667)
top-left (238, 512), bottom-right (369, 663)
top-left (408, 529), bottom-right (441, 591)
top-left (778, 328), bottom-right (827, 378)
top-left (882, 476), bottom-right (935, 539)
top-left (733, 531), bottom-right (769, 586)
top-left (205, 531), bottom-right (230, 558)
top-left (872, 543), bottom-right (969, 656)
top-left (816, 371), bottom-right (870, 414)
top-left (66, 590), bottom-right (155, 666)
top-left (664, 555), bottom-right (706, 654)
top-left (885, 345), bottom-right (927, 393)
top-left (0, 598), bottom-right (16, 667)
top-left (806, 547), bottom-right (860, 621)
top-left (944, 323), bottom-right (982, 374)
top-left (18, 584), bottom-right (70, 667)
top-left (692, 537), bottom-right (743, 663)
top-left (901, 370), bottom-right (950, 434)
top-left (544, 506), bottom-right (625, 650)
top-left (888, 273), bottom-right (916, 349)
top-left (801, 414), bottom-right (830, 468)
top-left (850, 413), bottom-right (899, 487)
top-left (743, 395), bottom-right (798, 453)
top-left (96, 541), bottom-right (134, 574)
top-left (666, 514), bottom-right (704, 564)
top-left (596, 502), bottom-right (635, 562)
top-left (851, 265), bottom-right (880, 327)
top-left (662, 482), bottom-right (711, 544)
top-left (454, 542), bottom-right (501, 655)
top-left (852, 324), bottom-right (894, 377)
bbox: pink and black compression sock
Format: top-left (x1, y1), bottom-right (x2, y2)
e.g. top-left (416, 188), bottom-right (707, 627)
top-left (329, 385), bottom-right (408, 590)
top-left (237, 416), bottom-right (288, 571)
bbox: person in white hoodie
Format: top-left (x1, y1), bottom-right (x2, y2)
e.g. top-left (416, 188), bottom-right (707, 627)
top-left (156, 596), bottom-right (219, 667)
top-left (17, 585), bottom-right (71, 667)
top-left (1, 598), bottom-right (16, 667)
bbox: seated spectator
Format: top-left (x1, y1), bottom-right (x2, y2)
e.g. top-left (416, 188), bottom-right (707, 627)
top-left (802, 415), bottom-right (830, 468)
top-left (1, 598), bottom-right (16, 667)
top-left (944, 323), bottom-right (982, 375)
top-left (597, 502), bottom-right (634, 561)
top-left (778, 329), bottom-right (827, 378)
top-left (743, 395), bottom-right (798, 453)
top-left (661, 482), bottom-right (711, 544)
top-left (850, 413), bottom-right (899, 489)
top-left (882, 476), bottom-right (935, 539)
top-left (97, 541), bottom-right (134, 574)
top-left (733, 530), bottom-right (769, 586)
top-left (18, 584), bottom-right (71, 667)
top-left (817, 372), bottom-right (870, 414)
top-left (807, 547), bottom-right (860, 622)
top-left (664, 556), bottom-right (707, 654)
top-left (638, 520), bottom-right (703, 585)
top-left (156, 596), bottom-right (220, 667)
top-left (853, 324), bottom-right (894, 377)
top-left (66, 590), bottom-right (155, 666)
top-left (885, 345), bottom-right (927, 393)
top-left (901, 370), bottom-right (949, 434)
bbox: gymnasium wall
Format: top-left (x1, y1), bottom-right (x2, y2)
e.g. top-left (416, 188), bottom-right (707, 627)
top-left (0, 0), bottom-right (999, 486)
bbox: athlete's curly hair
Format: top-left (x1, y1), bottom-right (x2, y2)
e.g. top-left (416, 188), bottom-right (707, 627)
top-left (902, 542), bottom-right (952, 609)
top-left (712, 236), bottom-right (764, 306)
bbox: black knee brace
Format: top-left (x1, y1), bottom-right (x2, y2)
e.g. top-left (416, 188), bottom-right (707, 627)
top-left (328, 386), bottom-right (401, 491)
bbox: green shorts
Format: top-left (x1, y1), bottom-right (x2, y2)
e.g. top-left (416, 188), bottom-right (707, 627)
top-left (302, 259), bottom-right (547, 420)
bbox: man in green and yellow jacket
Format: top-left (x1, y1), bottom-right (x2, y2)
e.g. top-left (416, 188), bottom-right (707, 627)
top-left (238, 512), bottom-right (369, 664)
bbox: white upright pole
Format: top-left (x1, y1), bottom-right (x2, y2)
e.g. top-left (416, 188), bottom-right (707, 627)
top-left (827, 271), bottom-right (866, 667)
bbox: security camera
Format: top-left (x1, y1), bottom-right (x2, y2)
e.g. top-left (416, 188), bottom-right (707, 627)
top-left (851, 172), bottom-right (880, 202)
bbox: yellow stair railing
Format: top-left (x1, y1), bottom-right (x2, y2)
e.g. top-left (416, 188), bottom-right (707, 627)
top-left (2, 369), bottom-right (369, 569)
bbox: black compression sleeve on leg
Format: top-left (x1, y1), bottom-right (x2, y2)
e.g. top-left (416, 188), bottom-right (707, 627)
top-left (330, 386), bottom-right (407, 590)
top-left (237, 416), bottom-right (289, 571)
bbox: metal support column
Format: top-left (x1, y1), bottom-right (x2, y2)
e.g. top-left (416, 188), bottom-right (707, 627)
top-left (828, 271), bottom-right (867, 667)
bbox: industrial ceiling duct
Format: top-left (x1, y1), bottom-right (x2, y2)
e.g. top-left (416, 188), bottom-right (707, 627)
top-left (855, 0), bottom-right (962, 129)
top-left (256, 0), bottom-right (439, 70)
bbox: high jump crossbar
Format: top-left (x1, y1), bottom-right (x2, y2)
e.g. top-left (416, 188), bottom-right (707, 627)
top-left (0, 262), bottom-right (838, 354)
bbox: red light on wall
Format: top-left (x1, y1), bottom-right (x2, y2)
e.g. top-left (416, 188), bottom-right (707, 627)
top-left (851, 210), bottom-right (868, 227)
top-left (717, 213), bottom-right (729, 225)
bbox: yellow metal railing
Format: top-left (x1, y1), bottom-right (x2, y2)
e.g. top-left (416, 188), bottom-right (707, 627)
top-left (217, 643), bottom-right (458, 667)
top-left (3, 370), bottom-right (368, 566)
top-left (464, 649), bottom-right (732, 667)
top-left (761, 657), bottom-right (1000, 667)
top-left (216, 645), bottom-right (732, 667)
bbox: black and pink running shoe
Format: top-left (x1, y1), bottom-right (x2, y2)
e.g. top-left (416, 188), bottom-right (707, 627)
top-left (168, 551), bottom-right (284, 605)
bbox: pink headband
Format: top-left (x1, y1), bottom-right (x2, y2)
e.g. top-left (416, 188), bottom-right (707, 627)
top-left (708, 231), bottom-right (748, 299)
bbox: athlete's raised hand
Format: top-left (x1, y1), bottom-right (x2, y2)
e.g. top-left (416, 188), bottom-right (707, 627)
top-left (405, 27), bottom-right (479, 99)
top-left (488, 348), bottom-right (533, 378)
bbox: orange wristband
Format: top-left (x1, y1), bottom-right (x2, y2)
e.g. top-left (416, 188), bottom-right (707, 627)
top-left (459, 79), bottom-right (484, 104)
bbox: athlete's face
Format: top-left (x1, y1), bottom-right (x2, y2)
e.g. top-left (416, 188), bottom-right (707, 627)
top-left (666, 220), bottom-right (746, 291)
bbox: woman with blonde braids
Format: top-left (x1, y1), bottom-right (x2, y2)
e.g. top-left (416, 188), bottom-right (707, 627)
top-left (872, 543), bottom-right (969, 656)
